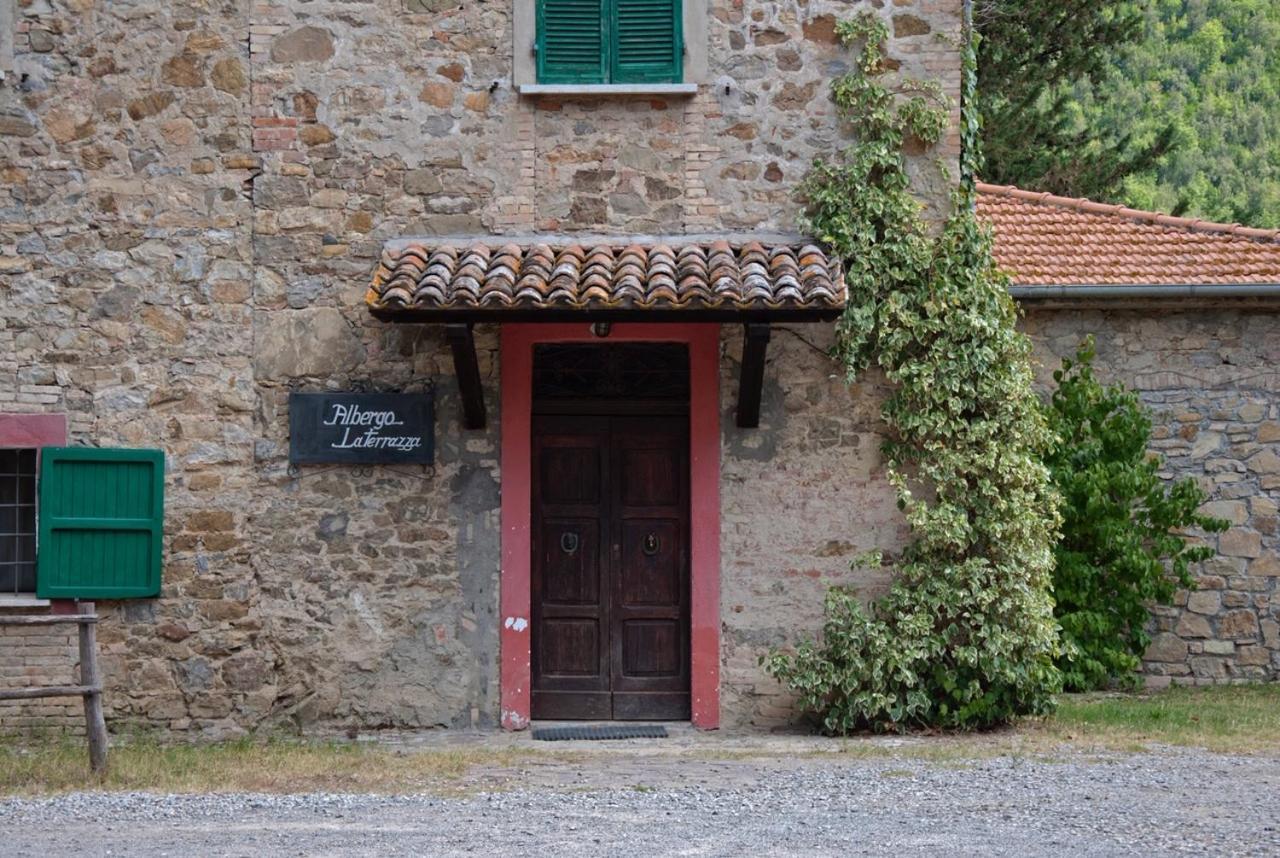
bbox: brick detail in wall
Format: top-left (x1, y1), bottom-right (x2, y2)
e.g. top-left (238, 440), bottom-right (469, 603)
top-left (0, 378), bottom-right (66, 413)
top-left (0, 621), bottom-right (82, 734)
top-left (253, 116), bottom-right (298, 152)
top-left (250, 11), bottom-right (294, 153)
top-left (492, 102), bottom-right (537, 233)
top-left (682, 89), bottom-right (722, 232)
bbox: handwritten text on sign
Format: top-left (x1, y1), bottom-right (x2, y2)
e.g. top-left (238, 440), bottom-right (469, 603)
top-left (289, 392), bottom-right (434, 465)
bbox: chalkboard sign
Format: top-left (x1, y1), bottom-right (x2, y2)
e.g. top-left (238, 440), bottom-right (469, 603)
top-left (289, 392), bottom-right (434, 465)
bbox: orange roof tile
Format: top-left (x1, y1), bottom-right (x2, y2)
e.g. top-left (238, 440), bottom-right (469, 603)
top-left (977, 183), bottom-right (1280, 286)
top-left (367, 239), bottom-right (845, 318)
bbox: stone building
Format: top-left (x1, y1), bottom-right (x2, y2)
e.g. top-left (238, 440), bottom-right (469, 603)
top-left (980, 184), bottom-right (1280, 686)
top-left (0, 0), bottom-right (1275, 737)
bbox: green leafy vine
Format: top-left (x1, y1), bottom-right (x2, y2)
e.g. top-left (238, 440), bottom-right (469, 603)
top-left (764, 14), bottom-right (1063, 731)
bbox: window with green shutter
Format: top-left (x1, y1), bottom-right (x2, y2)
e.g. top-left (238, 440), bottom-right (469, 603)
top-left (36, 447), bottom-right (164, 600)
top-left (537, 0), bottom-right (682, 85)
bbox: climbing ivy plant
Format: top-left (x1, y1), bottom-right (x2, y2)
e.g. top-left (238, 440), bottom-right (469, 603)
top-left (764, 14), bottom-right (1063, 732)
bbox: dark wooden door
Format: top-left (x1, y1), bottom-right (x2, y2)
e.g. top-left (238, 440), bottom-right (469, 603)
top-left (531, 415), bottom-right (690, 720)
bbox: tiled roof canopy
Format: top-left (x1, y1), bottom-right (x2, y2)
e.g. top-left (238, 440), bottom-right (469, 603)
top-left (977, 183), bottom-right (1280, 286)
top-left (366, 239), bottom-right (845, 321)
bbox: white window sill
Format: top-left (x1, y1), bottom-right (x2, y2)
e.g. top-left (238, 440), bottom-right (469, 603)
top-left (517, 83), bottom-right (698, 96)
top-left (0, 596), bottom-right (50, 608)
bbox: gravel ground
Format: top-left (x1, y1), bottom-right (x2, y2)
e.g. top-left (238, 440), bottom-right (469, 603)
top-left (2, 747), bottom-right (1278, 857)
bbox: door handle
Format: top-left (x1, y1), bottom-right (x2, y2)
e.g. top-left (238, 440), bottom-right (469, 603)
top-left (642, 532), bottom-right (660, 556)
top-left (560, 532), bottom-right (579, 555)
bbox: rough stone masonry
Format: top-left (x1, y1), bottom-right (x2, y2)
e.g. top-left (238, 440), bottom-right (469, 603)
top-left (0, 0), bottom-right (961, 735)
top-left (1024, 308), bottom-right (1280, 688)
top-left (0, 0), bottom-right (1273, 738)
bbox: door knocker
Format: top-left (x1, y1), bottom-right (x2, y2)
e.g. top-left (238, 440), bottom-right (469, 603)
top-left (642, 532), bottom-right (660, 556)
top-left (560, 531), bottom-right (580, 555)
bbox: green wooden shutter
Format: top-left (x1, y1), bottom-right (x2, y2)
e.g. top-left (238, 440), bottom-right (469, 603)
top-left (537, 0), bottom-right (607, 84)
top-left (610, 0), bottom-right (682, 83)
top-left (36, 447), bottom-right (164, 600)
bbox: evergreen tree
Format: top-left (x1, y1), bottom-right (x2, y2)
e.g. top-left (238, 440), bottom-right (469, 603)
top-left (975, 0), bottom-right (1175, 199)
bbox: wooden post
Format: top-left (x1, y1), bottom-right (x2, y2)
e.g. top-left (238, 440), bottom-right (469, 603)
top-left (77, 602), bottom-right (109, 775)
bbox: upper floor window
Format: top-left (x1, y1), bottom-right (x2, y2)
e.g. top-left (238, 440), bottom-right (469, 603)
top-left (537, 0), bottom-right (682, 85)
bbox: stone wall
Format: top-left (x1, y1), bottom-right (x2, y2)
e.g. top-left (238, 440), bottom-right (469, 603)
top-left (0, 0), bottom-right (964, 735)
top-left (719, 323), bottom-right (905, 728)
top-left (2, 0), bottom-right (261, 736)
top-left (1023, 307), bottom-right (1280, 685)
top-left (3, 0), bottom-right (1274, 737)
top-left (718, 306), bottom-right (1280, 727)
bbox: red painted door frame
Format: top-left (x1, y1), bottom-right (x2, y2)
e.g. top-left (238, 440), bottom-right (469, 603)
top-left (499, 323), bottom-right (721, 730)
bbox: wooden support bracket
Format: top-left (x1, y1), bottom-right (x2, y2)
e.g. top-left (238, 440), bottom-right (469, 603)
top-left (446, 323), bottom-right (487, 430)
top-left (735, 323), bottom-right (771, 429)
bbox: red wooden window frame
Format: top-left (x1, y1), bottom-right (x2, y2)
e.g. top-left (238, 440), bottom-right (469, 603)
top-left (0, 414), bottom-right (67, 450)
top-left (0, 414), bottom-right (68, 599)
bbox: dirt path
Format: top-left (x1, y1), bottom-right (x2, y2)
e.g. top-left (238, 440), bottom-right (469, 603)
top-left (2, 737), bottom-right (1277, 857)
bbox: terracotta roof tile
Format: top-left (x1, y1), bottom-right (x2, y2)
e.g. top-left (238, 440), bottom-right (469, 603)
top-left (367, 239), bottom-right (845, 316)
top-left (977, 183), bottom-right (1280, 286)
top-left (370, 186), bottom-right (1277, 315)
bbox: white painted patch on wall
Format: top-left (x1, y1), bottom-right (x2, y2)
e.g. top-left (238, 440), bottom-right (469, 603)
top-left (503, 616), bottom-right (528, 632)
top-left (351, 589), bottom-right (386, 637)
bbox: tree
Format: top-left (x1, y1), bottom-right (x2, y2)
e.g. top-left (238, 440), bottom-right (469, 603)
top-left (1072, 0), bottom-right (1280, 227)
top-left (1043, 339), bottom-right (1229, 691)
top-left (974, 0), bottom-right (1175, 200)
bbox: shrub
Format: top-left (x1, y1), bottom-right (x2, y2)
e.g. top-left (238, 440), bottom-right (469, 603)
top-left (1044, 338), bottom-right (1229, 691)
top-left (763, 15), bottom-right (1063, 733)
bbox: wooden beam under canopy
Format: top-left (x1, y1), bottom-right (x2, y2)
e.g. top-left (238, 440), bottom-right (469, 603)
top-left (446, 323), bottom-right (487, 430)
top-left (735, 323), bottom-right (771, 429)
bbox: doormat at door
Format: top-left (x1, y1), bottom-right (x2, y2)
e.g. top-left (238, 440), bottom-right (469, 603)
top-left (531, 725), bottom-right (669, 741)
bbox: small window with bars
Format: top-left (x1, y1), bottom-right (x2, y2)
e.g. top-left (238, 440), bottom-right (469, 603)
top-left (0, 449), bottom-right (37, 595)
top-left (537, 0), bottom-right (682, 85)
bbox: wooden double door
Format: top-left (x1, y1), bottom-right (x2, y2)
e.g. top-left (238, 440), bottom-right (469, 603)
top-left (531, 414), bottom-right (691, 721)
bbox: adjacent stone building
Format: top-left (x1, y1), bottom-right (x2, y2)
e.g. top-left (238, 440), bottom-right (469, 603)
top-left (0, 0), bottom-right (1275, 737)
top-left (981, 184), bottom-right (1280, 686)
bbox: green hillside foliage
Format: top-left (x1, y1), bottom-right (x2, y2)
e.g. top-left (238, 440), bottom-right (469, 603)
top-left (1077, 0), bottom-right (1280, 226)
top-left (979, 0), bottom-right (1280, 228)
